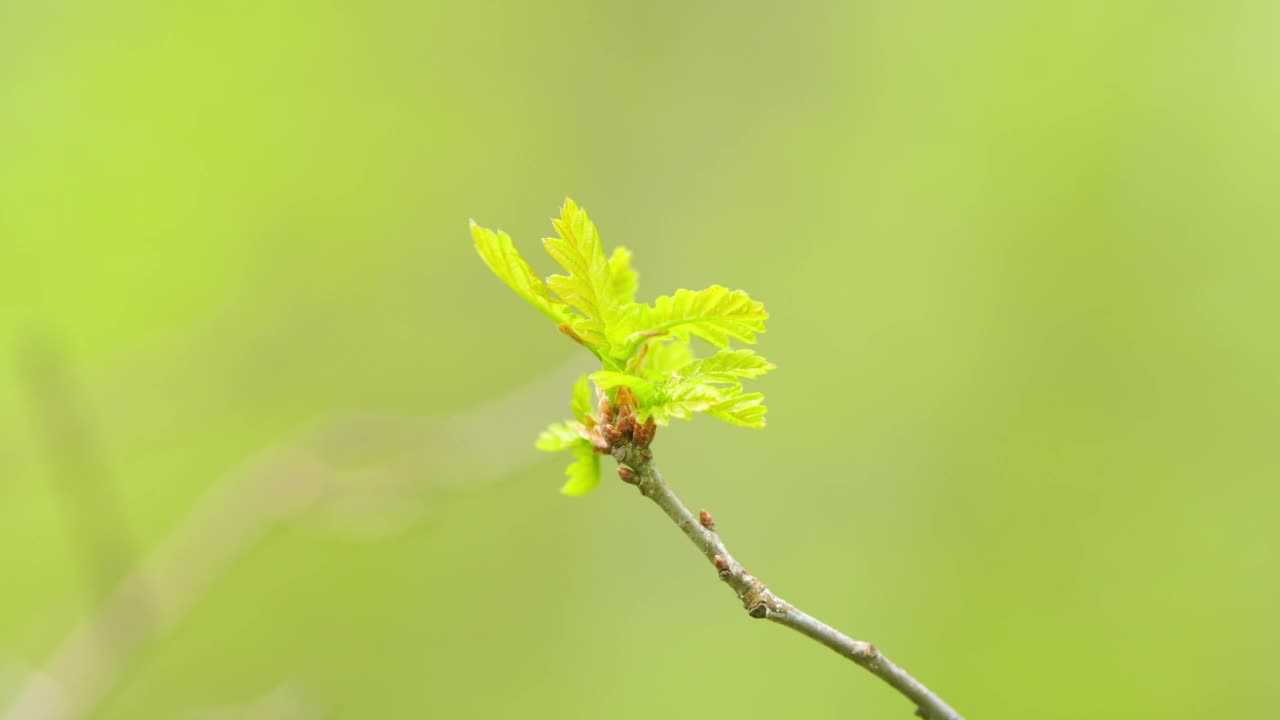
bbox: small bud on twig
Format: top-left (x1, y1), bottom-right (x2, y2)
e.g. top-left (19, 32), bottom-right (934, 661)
top-left (699, 509), bottom-right (716, 531)
top-left (713, 554), bottom-right (728, 571)
top-left (617, 467), bottom-right (639, 485)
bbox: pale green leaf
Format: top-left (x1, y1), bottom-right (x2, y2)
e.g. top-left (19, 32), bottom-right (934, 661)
top-left (707, 391), bottom-right (768, 428)
top-left (589, 371), bottom-right (649, 391)
top-left (543, 199), bottom-right (612, 322)
top-left (589, 371), bottom-right (657, 406)
top-left (536, 421), bottom-right (583, 452)
top-left (606, 246), bottom-right (638, 307)
top-left (471, 221), bottom-right (572, 325)
top-left (567, 316), bottom-right (608, 349)
top-left (679, 349), bottom-right (776, 384)
top-left (630, 286), bottom-right (767, 349)
top-left (560, 443), bottom-right (601, 496)
top-left (571, 376), bottom-right (592, 423)
top-left (635, 382), bottom-right (724, 425)
top-left (603, 301), bottom-right (646, 353)
top-left (633, 339), bottom-right (693, 379)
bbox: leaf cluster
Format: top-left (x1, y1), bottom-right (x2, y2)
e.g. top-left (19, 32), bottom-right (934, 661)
top-left (472, 199), bottom-right (774, 494)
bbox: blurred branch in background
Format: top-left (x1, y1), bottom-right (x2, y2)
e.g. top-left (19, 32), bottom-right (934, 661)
top-left (17, 338), bottom-right (147, 603)
top-left (188, 682), bottom-right (322, 720)
top-left (14, 337), bottom-right (157, 717)
top-left (3, 355), bottom-right (586, 720)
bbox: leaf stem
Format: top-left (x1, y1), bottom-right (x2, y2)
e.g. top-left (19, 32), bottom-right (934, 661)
top-left (609, 441), bottom-right (964, 720)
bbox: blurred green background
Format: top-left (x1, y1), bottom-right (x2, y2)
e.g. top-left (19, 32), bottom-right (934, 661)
top-left (3, 1), bottom-right (1278, 718)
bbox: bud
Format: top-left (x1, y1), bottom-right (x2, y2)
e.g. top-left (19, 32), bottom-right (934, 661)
top-left (615, 405), bottom-right (636, 438)
top-left (614, 386), bottom-right (637, 411)
top-left (617, 466), bottom-right (640, 485)
top-left (713, 554), bottom-right (728, 571)
top-left (601, 422), bottom-right (623, 446)
top-left (633, 417), bottom-right (657, 448)
top-left (699, 509), bottom-right (715, 531)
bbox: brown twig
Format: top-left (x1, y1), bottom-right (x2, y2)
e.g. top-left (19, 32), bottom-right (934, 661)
top-left (600, 415), bottom-right (963, 719)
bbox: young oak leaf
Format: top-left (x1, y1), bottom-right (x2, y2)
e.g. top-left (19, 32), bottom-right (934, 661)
top-left (535, 421), bottom-right (585, 452)
top-left (590, 370), bottom-right (657, 406)
top-left (636, 377), bottom-right (770, 429)
top-left (706, 390), bottom-right (768, 428)
top-left (631, 339), bottom-right (693, 379)
top-left (594, 349), bottom-right (772, 429)
top-left (636, 381), bottom-right (726, 426)
top-left (543, 199), bottom-right (612, 323)
top-left (606, 246), bottom-right (638, 308)
top-left (534, 375), bottom-right (606, 494)
top-left (542, 199), bottom-right (645, 355)
top-left (534, 419), bottom-right (603, 495)
top-left (678, 348), bottom-right (776, 384)
top-left (471, 221), bottom-right (573, 325)
top-left (561, 442), bottom-right (601, 496)
top-left (570, 375), bottom-right (593, 424)
top-left (627, 286), bottom-right (767, 351)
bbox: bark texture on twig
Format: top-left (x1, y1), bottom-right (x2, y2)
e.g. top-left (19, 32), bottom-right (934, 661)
top-left (608, 439), bottom-right (964, 720)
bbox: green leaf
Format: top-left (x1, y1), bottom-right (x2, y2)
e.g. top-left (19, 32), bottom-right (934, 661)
top-left (679, 349), bottom-right (776, 384)
top-left (606, 246), bottom-right (638, 307)
top-left (565, 316), bottom-right (608, 350)
top-left (536, 421), bottom-right (583, 452)
top-left (707, 391), bottom-right (768, 428)
top-left (636, 379), bottom-right (769, 429)
top-left (560, 443), bottom-right (601, 496)
top-left (589, 371), bottom-right (648, 392)
top-left (471, 221), bottom-right (572, 325)
top-left (635, 381), bottom-right (723, 425)
top-left (589, 370), bottom-right (656, 406)
top-left (571, 375), bottom-right (592, 423)
top-left (543, 199), bottom-right (612, 322)
top-left (614, 348), bottom-right (772, 428)
top-left (633, 339), bottom-right (693, 379)
top-left (630, 286), bottom-right (767, 349)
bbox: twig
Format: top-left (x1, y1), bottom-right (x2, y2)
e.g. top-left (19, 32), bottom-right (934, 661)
top-left (611, 440), bottom-right (964, 720)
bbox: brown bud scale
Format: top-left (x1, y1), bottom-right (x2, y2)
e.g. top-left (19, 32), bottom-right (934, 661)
top-left (616, 407), bottom-right (635, 438)
top-left (587, 429), bottom-right (610, 452)
top-left (601, 423), bottom-right (623, 446)
top-left (633, 417), bottom-right (657, 448)
top-left (614, 386), bottom-right (637, 411)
